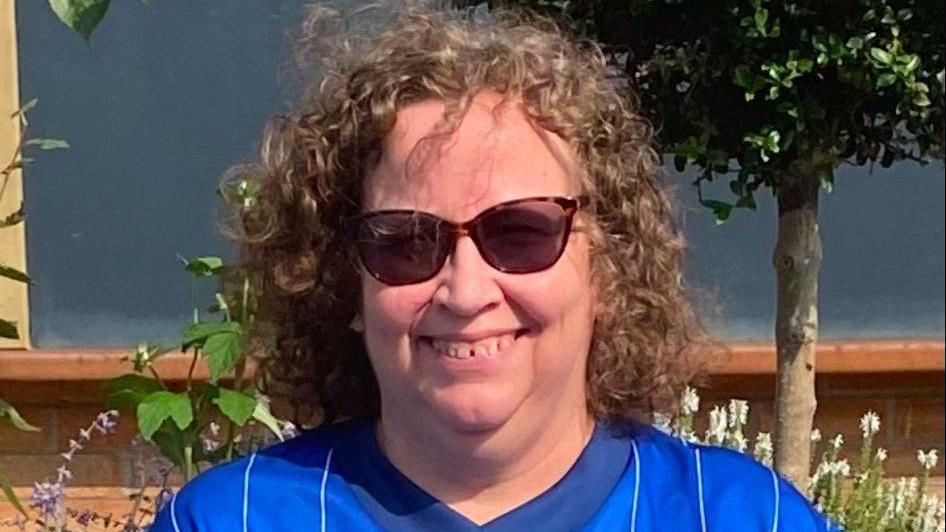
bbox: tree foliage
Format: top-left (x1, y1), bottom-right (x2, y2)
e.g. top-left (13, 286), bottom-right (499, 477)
top-left (475, 0), bottom-right (944, 218)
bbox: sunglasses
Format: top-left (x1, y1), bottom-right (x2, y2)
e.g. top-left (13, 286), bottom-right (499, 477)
top-left (352, 196), bottom-right (589, 286)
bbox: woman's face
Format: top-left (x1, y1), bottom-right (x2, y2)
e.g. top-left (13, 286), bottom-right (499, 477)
top-left (360, 92), bottom-right (595, 434)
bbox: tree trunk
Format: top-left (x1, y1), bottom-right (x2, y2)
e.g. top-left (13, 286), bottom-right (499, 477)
top-left (773, 177), bottom-right (822, 489)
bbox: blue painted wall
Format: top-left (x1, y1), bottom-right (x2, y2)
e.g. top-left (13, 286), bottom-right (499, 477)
top-left (16, 1), bottom-right (944, 346)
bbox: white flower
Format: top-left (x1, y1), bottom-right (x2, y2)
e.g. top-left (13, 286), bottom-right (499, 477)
top-left (753, 432), bottom-right (774, 466)
top-left (676, 80), bottom-right (691, 93)
top-left (681, 387), bottom-right (700, 416)
top-left (860, 411), bottom-right (881, 439)
top-left (201, 437), bottom-right (219, 453)
top-left (830, 434), bottom-right (844, 451)
top-left (917, 494), bottom-right (942, 532)
top-left (831, 459), bottom-right (852, 477)
top-left (727, 400), bottom-right (749, 427)
top-left (706, 406), bottom-right (727, 445)
top-left (810, 428), bottom-right (822, 443)
top-left (729, 432), bottom-right (749, 453)
top-left (918, 449), bottom-right (939, 471)
top-left (875, 448), bottom-right (888, 462)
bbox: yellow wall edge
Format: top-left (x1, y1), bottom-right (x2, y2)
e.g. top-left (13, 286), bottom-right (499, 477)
top-left (0, 0), bottom-right (30, 349)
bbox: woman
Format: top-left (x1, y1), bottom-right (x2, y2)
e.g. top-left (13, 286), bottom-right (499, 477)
top-left (153, 5), bottom-right (838, 531)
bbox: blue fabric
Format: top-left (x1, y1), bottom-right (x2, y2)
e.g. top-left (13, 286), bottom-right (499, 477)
top-left (151, 420), bottom-right (841, 531)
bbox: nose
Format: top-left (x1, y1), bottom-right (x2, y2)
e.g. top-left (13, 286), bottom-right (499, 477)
top-left (432, 235), bottom-right (503, 317)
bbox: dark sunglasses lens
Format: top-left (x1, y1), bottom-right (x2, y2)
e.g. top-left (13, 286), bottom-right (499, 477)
top-left (357, 213), bottom-right (448, 285)
top-left (477, 202), bottom-right (568, 273)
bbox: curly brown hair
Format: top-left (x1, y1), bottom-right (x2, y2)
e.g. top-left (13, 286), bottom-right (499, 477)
top-left (223, 2), bottom-right (712, 427)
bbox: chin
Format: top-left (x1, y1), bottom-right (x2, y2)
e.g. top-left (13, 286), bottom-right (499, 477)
top-left (427, 383), bottom-right (523, 433)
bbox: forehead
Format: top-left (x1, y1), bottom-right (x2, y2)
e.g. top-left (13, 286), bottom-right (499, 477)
top-left (363, 92), bottom-right (578, 220)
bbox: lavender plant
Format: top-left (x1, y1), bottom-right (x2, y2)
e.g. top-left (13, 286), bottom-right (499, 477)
top-left (0, 410), bottom-right (119, 531)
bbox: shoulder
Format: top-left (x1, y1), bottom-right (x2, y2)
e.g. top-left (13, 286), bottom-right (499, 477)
top-left (695, 444), bottom-right (838, 531)
top-left (149, 422), bottom-right (358, 532)
top-left (630, 427), bottom-right (839, 531)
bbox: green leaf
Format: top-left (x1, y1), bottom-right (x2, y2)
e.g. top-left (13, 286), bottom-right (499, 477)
top-left (24, 138), bottom-right (69, 150)
top-left (105, 374), bottom-right (163, 395)
top-left (128, 342), bottom-right (175, 372)
top-left (821, 172), bottom-right (835, 193)
top-left (48, 0), bottom-right (113, 41)
top-left (203, 330), bottom-right (244, 380)
top-left (0, 468), bottom-right (29, 518)
top-left (182, 320), bottom-right (241, 348)
top-left (913, 93), bottom-right (931, 107)
top-left (735, 194), bottom-right (757, 210)
top-left (870, 47), bottom-right (893, 65)
top-left (767, 85), bottom-right (780, 100)
top-left (150, 420), bottom-right (188, 468)
top-left (214, 388), bottom-right (258, 427)
top-left (876, 73), bottom-right (897, 88)
top-left (754, 7), bottom-right (768, 34)
top-left (0, 399), bottom-right (40, 432)
top-left (252, 400), bottom-right (285, 442)
top-left (0, 319), bottom-right (18, 340)
top-left (10, 98), bottom-right (38, 119)
top-left (137, 391), bottom-right (193, 440)
top-left (183, 256), bottom-right (224, 277)
top-left (0, 265), bottom-right (31, 284)
top-left (902, 55), bottom-right (920, 73)
top-left (733, 65), bottom-right (751, 88)
top-left (104, 374), bottom-right (163, 410)
top-left (6, 158), bottom-right (34, 172)
top-left (701, 200), bottom-right (733, 223)
top-left (846, 37), bottom-right (864, 51)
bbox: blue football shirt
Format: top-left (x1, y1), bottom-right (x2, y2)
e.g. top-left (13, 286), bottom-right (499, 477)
top-left (151, 420), bottom-right (840, 531)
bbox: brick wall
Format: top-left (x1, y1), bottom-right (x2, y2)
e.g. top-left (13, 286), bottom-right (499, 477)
top-left (0, 382), bottom-right (138, 488)
top-left (1, 352), bottom-right (944, 520)
top-left (696, 371), bottom-right (945, 480)
top-left (2, 372), bottom-right (942, 487)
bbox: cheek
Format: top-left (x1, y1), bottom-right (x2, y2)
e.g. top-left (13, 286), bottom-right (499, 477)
top-left (360, 278), bottom-right (433, 348)
top-left (507, 238), bottom-right (594, 327)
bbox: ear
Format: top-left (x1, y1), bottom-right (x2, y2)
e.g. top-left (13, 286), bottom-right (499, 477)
top-left (350, 313), bottom-right (365, 333)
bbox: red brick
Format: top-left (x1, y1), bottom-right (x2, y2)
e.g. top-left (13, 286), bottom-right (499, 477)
top-left (0, 453), bottom-right (122, 487)
top-left (0, 406), bottom-right (54, 452)
top-left (812, 396), bottom-right (890, 448)
top-left (893, 397), bottom-right (946, 445)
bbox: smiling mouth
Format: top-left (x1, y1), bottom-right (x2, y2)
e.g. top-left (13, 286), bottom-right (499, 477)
top-left (417, 329), bottom-right (529, 359)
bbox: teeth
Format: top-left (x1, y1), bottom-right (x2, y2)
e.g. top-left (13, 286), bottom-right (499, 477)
top-left (428, 334), bottom-right (515, 359)
top-left (487, 342), bottom-right (499, 357)
top-left (498, 336), bottom-right (512, 350)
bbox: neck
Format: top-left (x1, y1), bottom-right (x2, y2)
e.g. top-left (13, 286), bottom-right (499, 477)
top-left (376, 397), bottom-right (594, 524)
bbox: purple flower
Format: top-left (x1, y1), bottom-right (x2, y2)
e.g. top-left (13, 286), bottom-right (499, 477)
top-left (149, 454), bottom-right (174, 486)
top-left (94, 410), bottom-right (120, 435)
top-left (30, 481), bottom-right (64, 520)
top-left (75, 509), bottom-right (94, 526)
